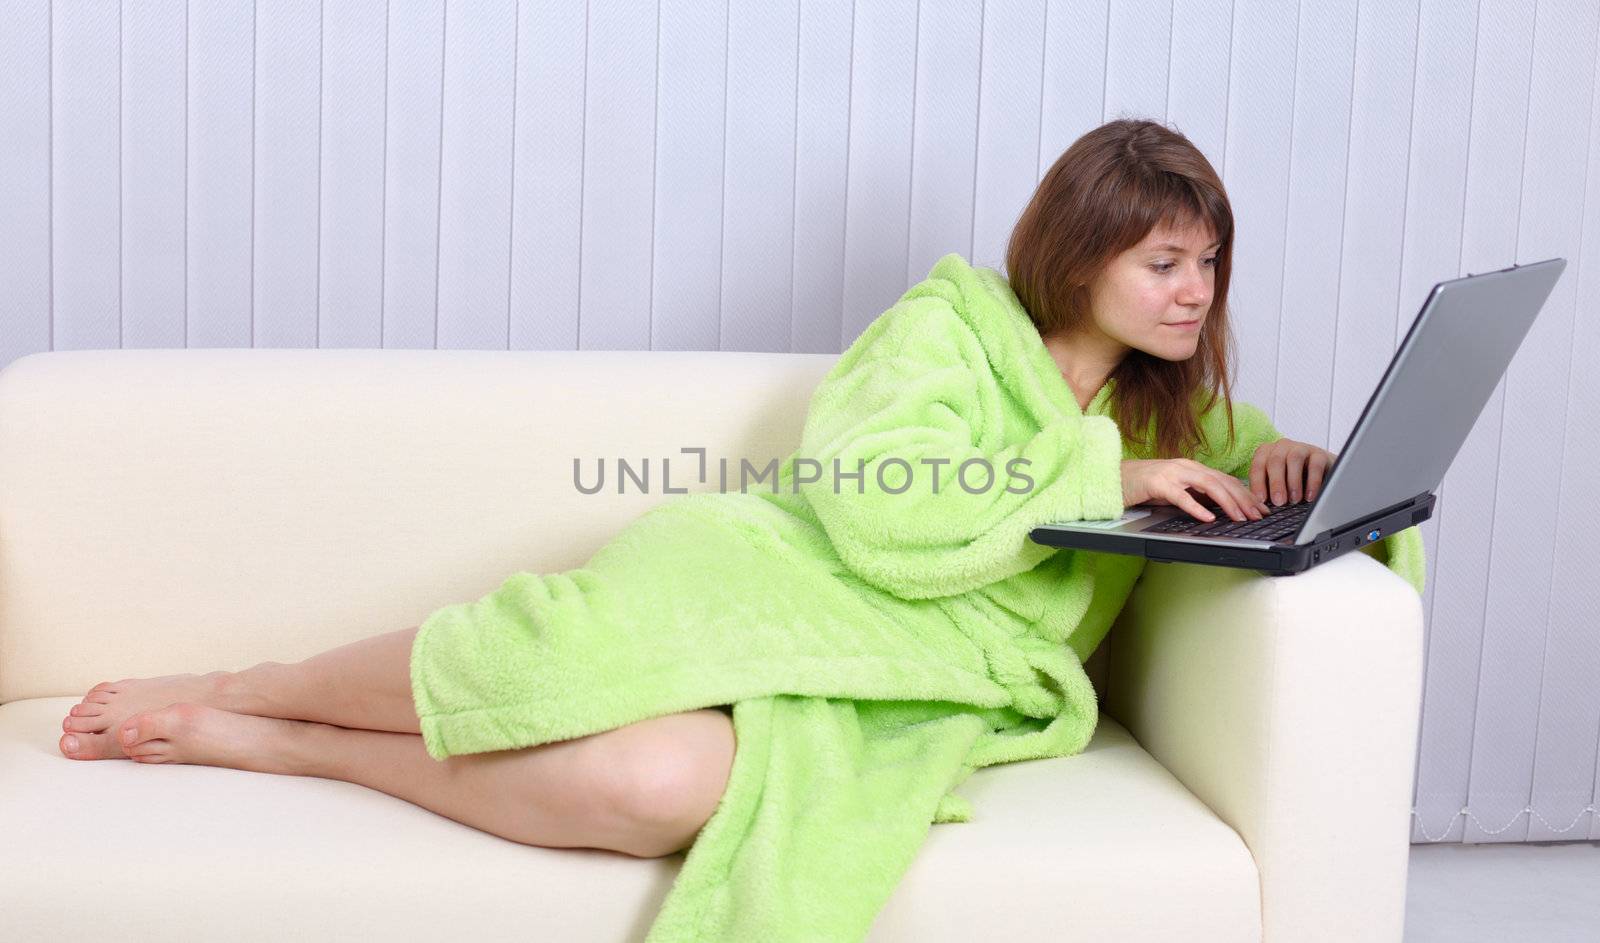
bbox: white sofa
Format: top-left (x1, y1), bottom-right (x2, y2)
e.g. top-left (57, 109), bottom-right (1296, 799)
top-left (0, 349), bottom-right (1424, 942)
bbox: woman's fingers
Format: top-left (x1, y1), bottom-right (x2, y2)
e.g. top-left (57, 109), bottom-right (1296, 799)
top-left (1285, 449), bottom-right (1305, 503)
top-left (1157, 461), bottom-right (1285, 523)
top-left (1253, 442), bottom-right (1287, 505)
top-left (1193, 471), bottom-right (1255, 522)
top-left (1180, 492), bottom-right (1216, 522)
top-left (1248, 440), bottom-right (1341, 508)
top-left (1228, 477), bottom-right (1265, 520)
top-left (1160, 473), bottom-right (1217, 521)
top-left (1249, 448), bottom-right (1271, 504)
top-left (1205, 466), bottom-right (1264, 521)
top-left (1306, 450), bottom-right (1331, 502)
top-left (1232, 473), bottom-right (1270, 516)
top-left (1271, 444), bottom-right (1330, 505)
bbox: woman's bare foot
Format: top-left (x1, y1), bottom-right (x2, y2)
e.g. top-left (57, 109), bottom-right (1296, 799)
top-left (113, 703), bottom-right (315, 775)
top-left (59, 671), bottom-right (236, 760)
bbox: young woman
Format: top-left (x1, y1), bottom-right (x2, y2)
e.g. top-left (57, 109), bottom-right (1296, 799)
top-left (56, 119), bottom-right (1356, 874)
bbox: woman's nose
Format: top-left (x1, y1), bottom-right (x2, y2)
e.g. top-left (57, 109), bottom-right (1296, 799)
top-left (1177, 266), bottom-right (1211, 305)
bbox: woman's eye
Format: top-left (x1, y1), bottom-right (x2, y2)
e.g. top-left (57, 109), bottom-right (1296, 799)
top-left (1153, 258), bottom-right (1217, 274)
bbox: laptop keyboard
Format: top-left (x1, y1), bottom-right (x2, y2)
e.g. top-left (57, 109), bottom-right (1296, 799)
top-left (1145, 500), bottom-right (1311, 542)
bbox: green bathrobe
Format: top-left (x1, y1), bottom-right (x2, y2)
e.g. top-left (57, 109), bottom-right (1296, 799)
top-left (408, 253), bottom-right (1426, 942)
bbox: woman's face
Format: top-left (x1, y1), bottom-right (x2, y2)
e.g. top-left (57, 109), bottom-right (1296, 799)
top-left (1084, 222), bottom-right (1220, 361)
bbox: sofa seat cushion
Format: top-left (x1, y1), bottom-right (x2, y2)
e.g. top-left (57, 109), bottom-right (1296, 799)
top-left (1, 697), bottom-right (1259, 941)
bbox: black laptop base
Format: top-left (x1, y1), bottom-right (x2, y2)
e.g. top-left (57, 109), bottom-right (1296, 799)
top-left (1028, 492), bottom-right (1435, 577)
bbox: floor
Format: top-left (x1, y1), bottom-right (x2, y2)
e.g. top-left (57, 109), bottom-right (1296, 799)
top-left (1405, 841), bottom-right (1600, 942)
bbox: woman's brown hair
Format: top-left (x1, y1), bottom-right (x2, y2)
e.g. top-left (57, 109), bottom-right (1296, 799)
top-left (1005, 118), bottom-right (1239, 461)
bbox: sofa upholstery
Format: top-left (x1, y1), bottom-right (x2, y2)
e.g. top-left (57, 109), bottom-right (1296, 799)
top-left (0, 349), bottom-right (1424, 941)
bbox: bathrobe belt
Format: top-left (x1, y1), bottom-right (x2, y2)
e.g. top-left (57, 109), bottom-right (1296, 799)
top-left (935, 599), bottom-right (1100, 770)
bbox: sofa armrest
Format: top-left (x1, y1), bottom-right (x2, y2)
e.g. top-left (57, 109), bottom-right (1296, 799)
top-left (1102, 551), bottom-right (1424, 943)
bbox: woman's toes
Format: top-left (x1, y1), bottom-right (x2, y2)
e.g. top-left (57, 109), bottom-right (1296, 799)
top-left (89, 681), bottom-right (119, 694)
top-left (58, 730), bottom-right (124, 761)
top-left (119, 717), bottom-right (151, 749)
top-left (120, 704), bottom-right (195, 750)
top-left (63, 713), bottom-right (112, 734)
top-left (127, 741), bottom-right (173, 764)
top-left (85, 691), bottom-right (113, 705)
top-left (69, 703), bottom-right (106, 717)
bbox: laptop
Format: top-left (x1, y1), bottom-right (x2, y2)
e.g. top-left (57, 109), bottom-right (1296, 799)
top-left (1028, 258), bottom-right (1567, 577)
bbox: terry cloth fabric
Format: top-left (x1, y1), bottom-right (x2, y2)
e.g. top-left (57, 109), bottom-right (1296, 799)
top-left (408, 252), bottom-right (1427, 942)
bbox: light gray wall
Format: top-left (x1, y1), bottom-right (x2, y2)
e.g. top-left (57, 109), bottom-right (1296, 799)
top-left (1, 0), bottom-right (1596, 846)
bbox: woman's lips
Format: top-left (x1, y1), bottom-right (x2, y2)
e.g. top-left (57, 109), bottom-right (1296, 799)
top-left (1166, 319), bottom-right (1201, 330)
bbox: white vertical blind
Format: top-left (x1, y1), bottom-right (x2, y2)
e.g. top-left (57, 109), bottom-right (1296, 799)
top-left (380, 0), bottom-right (444, 350)
top-left (122, 0), bottom-right (186, 349)
top-left (435, 0), bottom-right (516, 351)
top-left (0, 0), bottom-right (1596, 846)
top-left (318, 0), bottom-right (387, 349)
top-left (253, 0), bottom-right (320, 348)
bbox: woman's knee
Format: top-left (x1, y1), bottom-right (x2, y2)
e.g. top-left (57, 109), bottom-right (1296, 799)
top-left (597, 708), bottom-right (737, 857)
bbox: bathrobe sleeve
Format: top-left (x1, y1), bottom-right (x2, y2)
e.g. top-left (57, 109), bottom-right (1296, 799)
top-left (796, 293), bottom-right (1126, 601)
top-left (1192, 396), bottom-right (1428, 595)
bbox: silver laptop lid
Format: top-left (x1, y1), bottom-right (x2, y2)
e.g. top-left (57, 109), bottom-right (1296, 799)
top-left (1293, 258), bottom-right (1566, 545)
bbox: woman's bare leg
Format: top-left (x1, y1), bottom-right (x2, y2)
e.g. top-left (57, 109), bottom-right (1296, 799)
top-left (61, 626), bottom-right (425, 759)
top-left (226, 626), bottom-right (424, 733)
top-left (110, 702), bottom-right (736, 859)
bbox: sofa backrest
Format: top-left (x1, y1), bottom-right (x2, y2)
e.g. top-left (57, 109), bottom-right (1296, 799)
top-left (0, 349), bottom-right (838, 701)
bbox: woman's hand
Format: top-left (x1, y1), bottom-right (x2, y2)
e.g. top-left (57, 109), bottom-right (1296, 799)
top-left (1250, 438), bottom-right (1337, 506)
top-left (1121, 458), bottom-right (1272, 523)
